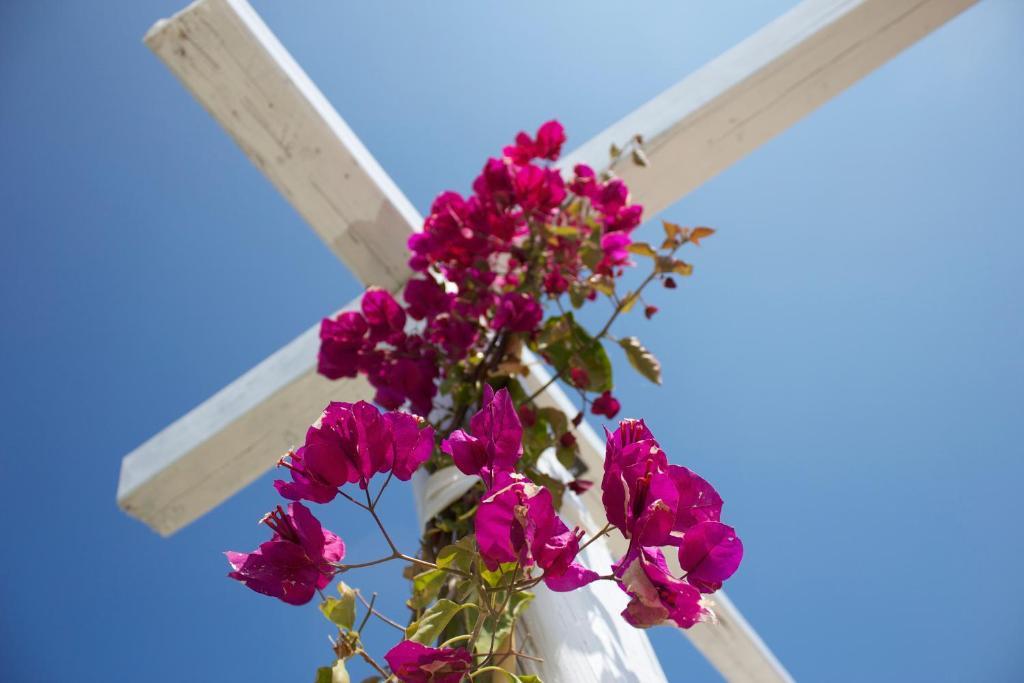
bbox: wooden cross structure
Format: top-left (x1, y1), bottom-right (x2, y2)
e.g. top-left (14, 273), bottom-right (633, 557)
top-left (117, 0), bottom-right (977, 680)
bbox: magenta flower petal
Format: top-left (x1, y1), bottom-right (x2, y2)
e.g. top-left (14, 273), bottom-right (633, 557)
top-left (226, 503), bottom-right (343, 606)
top-left (666, 465), bottom-right (723, 532)
top-left (404, 277), bottom-right (454, 321)
top-left (468, 387), bottom-right (523, 471)
top-left (544, 561), bottom-right (600, 592)
top-left (475, 477), bottom-right (530, 569)
top-left (384, 411), bottom-right (435, 480)
top-left (678, 521), bottom-right (743, 594)
top-left (384, 641), bottom-right (472, 683)
top-left (441, 429), bottom-right (488, 477)
top-left (619, 547), bottom-right (708, 629)
top-left (491, 291), bottom-right (543, 333)
top-left (361, 287), bottom-right (407, 342)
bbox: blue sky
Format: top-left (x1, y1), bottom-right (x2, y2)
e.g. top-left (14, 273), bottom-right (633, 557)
top-left (2, 1), bottom-right (1022, 681)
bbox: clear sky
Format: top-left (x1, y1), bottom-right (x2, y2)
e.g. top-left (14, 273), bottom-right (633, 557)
top-left (2, 1), bottom-right (1022, 681)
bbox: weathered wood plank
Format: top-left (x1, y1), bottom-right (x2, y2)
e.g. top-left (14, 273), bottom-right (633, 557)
top-left (144, 0), bottom-right (417, 291)
top-left (560, 0), bottom-right (978, 219)
top-left (117, 311), bottom-right (371, 536)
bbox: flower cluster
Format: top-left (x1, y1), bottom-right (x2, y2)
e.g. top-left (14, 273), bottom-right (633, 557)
top-left (602, 420), bottom-right (743, 628)
top-left (275, 400), bottom-right (434, 502)
top-left (226, 502), bottom-right (345, 606)
top-left (444, 388), bottom-right (599, 592)
top-left (226, 119), bottom-right (731, 682)
top-left (318, 120), bottom-right (647, 421)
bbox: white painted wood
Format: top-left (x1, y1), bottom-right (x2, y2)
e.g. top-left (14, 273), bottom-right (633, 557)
top-left (121, 0), bottom-right (980, 678)
top-left (144, 0), bottom-right (418, 291)
top-left (117, 304), bottom-right (368, 536)
top-left (559, 0), bottom-right (978, 219)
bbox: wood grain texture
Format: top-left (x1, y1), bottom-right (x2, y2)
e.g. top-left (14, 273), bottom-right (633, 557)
top-left (144, 0), bottom-right (418, 291)
top-left (560, 0), bottom-right (978, 219)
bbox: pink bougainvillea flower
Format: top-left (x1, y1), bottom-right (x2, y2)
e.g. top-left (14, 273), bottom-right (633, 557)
top-left (502, 120), bottom-right (566, 164)
top-left (604, 203), bottom-right (644, 234)
top-left (225, 502), bottom-right (344, 606)
top-left (491, 291), bottom-right (543, 333)
top-left (441, 386), bottom-right (522, 481)
top-left (318, 311), bottom-right (368, 380)
top-left (362, 287), bottom-right (407, 342)
top-left (384, 641), bottom-right (472, 683)
top-left (591, 391), bottom-right (621, 419)
top-left (617, 547), bottom-right (709, 629)
top-left (514, 165), bottom-right (566, 215)
top-left (275, 401), bottom-right (434, 501)
top-left (403, 277), bottom-right (453, 321)
top-left (599, 231), bottom-right (632, 272)
top-left (568, 163), bottom-right (598, 198)
top-left (601, 420), bottom-right (722, 551)
top-left (677, 520), bottom-right (743, 593)
top-left (475, 473), bottom-right (598, 591)
top-left (594, 178), bottom-right (630, 215)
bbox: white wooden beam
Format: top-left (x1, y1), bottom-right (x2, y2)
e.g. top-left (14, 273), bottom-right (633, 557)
top-left (121, 0), bottom-right (979, 678)
top-left (117, 307), bottom-right (369, 536)
top-left (560, 0), bottom-right (978, 218)
top-left (144, 0), bottom-right (418, 291)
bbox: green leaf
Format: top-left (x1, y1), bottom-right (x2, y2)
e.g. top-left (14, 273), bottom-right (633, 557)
top-left (576, 336), bottom-right (613, 393)
top-left (627, 242), bottom-right (657, 258)
top-left (618, 336), bottom-right (662, 385)
top-left (518, 677), bottom-right (544, 683)
top-left (315, 667), bottom-right (333, 683)
top-left (405, 599), bottom-right (474, 645)
top-left (475, 591), bottom-right (535, 655)
top-left (479, 561), bottom-right (520, 588)
top-left (568, 283), bottom-right (586, 309)
top-left (409, 569), bottom-right (446, 610)
top-left (320, 582), bottom-right (357, 630)
top-left (548, 224), bottom-right (581, 237)
top-left (437, 536), bottom-right (476, 574)
top-left (619, 291), bottom-right (639, 313)
top-left (656, 255), bottom-right (693, 276)
top-left (535, 313), bottom-right (612, 393)
top-left (536, 407), bottom-right (569, 435)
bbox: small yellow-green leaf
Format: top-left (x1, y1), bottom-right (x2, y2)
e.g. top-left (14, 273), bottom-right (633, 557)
top-left (619, 336), bottom-right (662, 385)
top-left (609, 142), bottom-right (622, 159)
top-left (590, 275), bottom-right (615, 296)
top-left (548, 224), bottom-right (581, 237)
top-left (662, 220), bottom-right (684, 240)
top-left (620, 291), bottom-right (639, 313)
top-left (409, 569), bottom-right (446, 610)
top-left (315, 667), bottom-right (333, 683)
top-left (672, 260), bottom-right (694, 276)
top-left (436, 537), bottom-right (475, 574)
top-left (627, 242), bottom-right (657, 258)
top-left (475, 591), bottom-right (535, 655)
top-left (631, 148), bottom-right (649, 167)
top-left (405, 599), bottom-right (474, 645)
top-left (320, 582), bottom-right (357, 630)
top-left (689, 226), bottom-right (715, 245)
